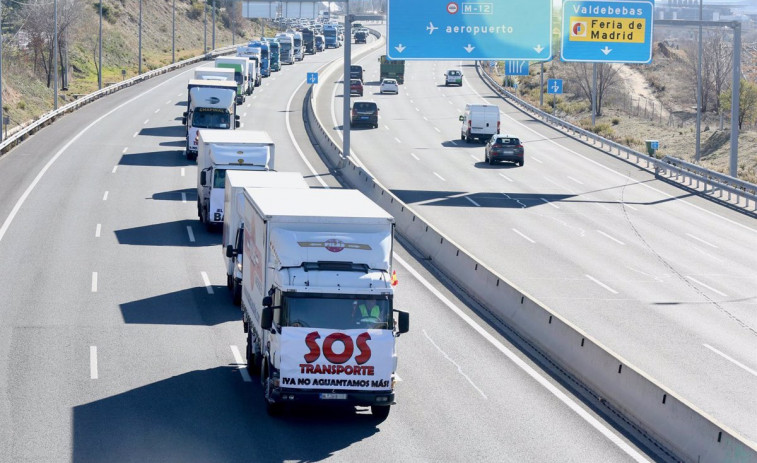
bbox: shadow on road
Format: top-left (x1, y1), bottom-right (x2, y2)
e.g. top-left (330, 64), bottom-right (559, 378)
top-left (114, 219), bottom-right (218, 247)
top-left (391, 189), bottom-right (574, 208)
top-left (119, 286), bottom-right (237, 326)
top-left (139, 126), bottom-right (186, 138)
top-left (150, 188), bottom-right (197, 202)
top-left (119, 150), bottom-right (191, 167)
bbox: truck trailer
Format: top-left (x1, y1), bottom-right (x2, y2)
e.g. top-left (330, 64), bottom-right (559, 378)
top-left (240, 188), bottom-right (409, 419)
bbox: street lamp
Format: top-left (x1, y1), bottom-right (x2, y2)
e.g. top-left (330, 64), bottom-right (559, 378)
top-left (172, 0), bottom-right (175, 63)
top-left (98, 1), bottom-right (102, 89)
top-left (54, 0), bottom-right (58, 110)
top-left (138, 0), bottom-right (142, 74)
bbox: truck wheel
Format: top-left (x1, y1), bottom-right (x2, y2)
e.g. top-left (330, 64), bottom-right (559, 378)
top-left (371, 405), bottom-right (390, 422)
top-left (197, 201), bottom-right (203, 221)
top-left (245, 332), bottom-right (260, 376)
top-left (232, 279), bottom-right (242, 306)
top-left (264, 370), bottom-right (283, 416)
top-left (227, 274), bottom-right (233, 290)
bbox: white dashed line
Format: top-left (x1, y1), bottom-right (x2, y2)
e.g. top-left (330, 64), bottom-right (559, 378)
top-left (112, 166), bottom-right (118, 173)
top-left (499, 173), bottom-right (513, 182)
top-left (465, 196), bottom-right (481, 207)
top-left (122, 147), bottom-right (128, 153)
top-left (166, 100), bottom-right (172, 105)
top-left (434, 127), bottom-right (441, 133)
top-left (423, 116), bottom-right (429, 121)
top-left (703, 344), bottom-right (757, 377)
top-left (102, 191), bottom-right (109, 201)
top-left (243, 112), bottom-right (247, 117)
top-left (91, 272), bottom-right (98, 292)
top-left (181, 168), bottom-right (186, 177)
top-left (433, 172), bottom-right (446, 181)
top-left (596, 230), bottom-right (625, 245)
top-left (154, 109), bottom-right (160, 114)
top-left (686, 276), bottom-right (728, 297)
top-left (90, 346), bottom-right (98, 379)
top-left (470, 154), bottom-right (478, 161)
top-left (187, 226), bottom-right (195, 243)
top-left (395, 137), bottom-right (402, 144)
top-left (531, 156), bottom-right (543, 164)
top-left (685, 233), bottom-right (718, 249)
top-left (415, 107), bottom-right (420, 112)
top-left (410, 153), bottom-right (419, 161)
top-left (132, 131), bottom-right (138, 138)
top-left (95, 224), bottom-right (101, 238)
top-left (181, 192), bottom-right (187, 203)
top-left (512, 228), bottom-right (535, 243)
top-left (144, 119), bottom-right (149, 125)
top-left (541, 198), bottom-right (559, 209)
top-left (230, 345), bottom-right (252, 382)
top-left (568, 176), bottom-right (584, 185)
top-left (201, 271), bottom-right (214, 294)
top-left (586, 274), bottom-right (618, 294)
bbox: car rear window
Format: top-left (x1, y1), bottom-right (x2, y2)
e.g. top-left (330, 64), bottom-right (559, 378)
top-left (497, 138), bottom-right (520, 145)
top-left (354, 102), bottom-right (376, 111)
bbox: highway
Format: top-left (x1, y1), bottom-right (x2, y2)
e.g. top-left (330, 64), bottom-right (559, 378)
top-left (321, 30), bottom-right (757, 445)
top-left (0, 35), bottom-right (658, 462)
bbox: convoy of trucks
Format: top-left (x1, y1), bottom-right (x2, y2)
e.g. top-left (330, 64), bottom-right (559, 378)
top-left (183, 79), bottom-right (239, 160)
top-left (215, 56), bottom-right (250, 104)
top-left (196, 130), bottom-right (275, 228)
top-left (236, 46), bottom-right (263, 87)
top-left (239, 188), bottom-right (408, 418)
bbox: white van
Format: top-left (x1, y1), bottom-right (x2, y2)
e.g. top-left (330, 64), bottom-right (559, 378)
top-left (459, 104), bottom-right (500, 143)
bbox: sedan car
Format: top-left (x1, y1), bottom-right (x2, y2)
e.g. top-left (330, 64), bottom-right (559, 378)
top-left (379, 78), bottom-right (399, 94)
top-left (349, 78), bottom-right (363, 97)
top-left (444, 69), bottom-right (463, 86)
top-left (484, 135), bottom-right (524, 166)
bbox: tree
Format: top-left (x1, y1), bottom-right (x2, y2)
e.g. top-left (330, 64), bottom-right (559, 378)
top-left (565, 62), bottom-right (620, 117)
top-left (686, 30), bottom-right (733, 114)
top-left (720, 80), bottom-right (757, 130)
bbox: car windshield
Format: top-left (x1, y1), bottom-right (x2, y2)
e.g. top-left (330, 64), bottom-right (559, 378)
top-left (449, 71), bottom-right (460, 76)
top-left (282, 293), bottom-right (393, 330)
top-left (383, 80), bottom-right (395, 85)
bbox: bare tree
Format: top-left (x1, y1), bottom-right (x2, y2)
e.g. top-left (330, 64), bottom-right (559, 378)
top-left (686, 30), bottom-right (733, 114)
top-left (565, 62), bottom-right (620, 117)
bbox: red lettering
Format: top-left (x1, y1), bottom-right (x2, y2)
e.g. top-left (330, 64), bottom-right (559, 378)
top-left (304, 331), bottom-right (321, 363)
top-left (322, 332), bottom-right (354, 364)
top-left (354, 332), bottom-right (372, 365)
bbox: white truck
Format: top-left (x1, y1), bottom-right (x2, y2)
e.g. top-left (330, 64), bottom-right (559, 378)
top-left (240, 188), bottom-right (409, 419)
top-left (223, 171), bottom-right (309, 305)
top-left (275, 33), bottom-right (295, 65)
top-left (196, 130), bottom-right (275, 228)
top-left (291, 30), bottom-right (304, 61)
top-left (215, 56), bottom-right (250, 104)
top-left (193, 66), bottom-right (235, 82)
top-left (236, 46), bottom-right (263, 87)
top-left (459, 104), bottom-right (500, 143)
top-left (183, 79), bottom-right (239, 161)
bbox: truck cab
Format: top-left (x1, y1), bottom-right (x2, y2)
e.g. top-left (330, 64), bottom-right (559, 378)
top-left (183, 79), bottom-right (239, 160)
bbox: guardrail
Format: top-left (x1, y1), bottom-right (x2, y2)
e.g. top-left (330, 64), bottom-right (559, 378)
top-left (0, 45), bottom-right (237, 157)
top-left (305, 41), bottom-right (757, 462)
top-left (476, 64), bottom-right (757, 212)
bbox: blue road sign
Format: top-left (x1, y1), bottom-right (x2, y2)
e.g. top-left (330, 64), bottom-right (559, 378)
top-left (307, 72), bottom-right (318, 84)
top-left (547, 79), bottom-right (563, 94)
top-left (387, 0), bottom-right (552, 60)
top-left (504, 60), bottom-right (529, 76)
top-left (561, 1), bottom-right (654, 63)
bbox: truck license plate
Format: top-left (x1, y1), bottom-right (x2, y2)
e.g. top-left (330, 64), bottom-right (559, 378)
top-left (320, 393), bottom-right (347, 400)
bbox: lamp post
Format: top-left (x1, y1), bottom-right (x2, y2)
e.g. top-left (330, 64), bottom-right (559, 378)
top-left (98, 1), bottom-right (102, 89)
top-left (1, 0), bottom-right (4, 137)
top-left (138, 0), bottom-right (142, 74)
top-left (54, 0), bottom-right (58, 110)
top-left (172, 0), bottom-right (175, 63)
top-left (212, 0), bottom-right (216, 50)
top-left (203, 1), bottom-right (207, 53)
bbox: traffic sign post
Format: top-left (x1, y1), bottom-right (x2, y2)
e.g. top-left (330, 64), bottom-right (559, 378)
top-left (561, 1), bottom-right (654, 63)
top-left (547, 79), bottom-right (563, 115)
top-left (387, 0), bottom-right (552, 60)
top-left (307, 72), bottom-right (318, 84)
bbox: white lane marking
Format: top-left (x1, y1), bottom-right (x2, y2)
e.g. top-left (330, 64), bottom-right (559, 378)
top-left (111, 165), bottom-right (118, 174)
top-left (187, 226), bottom-right (195, 243)
top-left (230, 345), bottom-right (252, 382)
top-left (122, 147), bottom-right (128, 153)
top-left (181, 168), bottom-right (186, 177)
top-left (144, 119), bottom-right (149, 125)
top-left (424, 329), bottom-right (487, 399)
top-left (165, 100), bottom-right (172, 105)
top-left (395, 137), bottom-right (402, 144)
top-left (685, 233), bottom-right (718, 249)
top-left (686, 276), bottom-right (728, 297)
top-left (531, 156), bottom-right (543, 164)
top-left (434, 127), bottom-right (441, 133)
top-left (243, 112), bottom-right (248, 117)
top-left (448, 100), bottom-right (453, 105)
top-left (541, 198), bottom-right (559, 209)
top-left (239, 123), bottom-right (244, 128)
top-left (596, 230), bottom-right (625, 245)
top-left (423, 116), bottom-right (429, 121)
top-left (201, 271), bottom-right (214, 294)
top-left (177, 93), bottom-right (182, 97)
top-left (252, 95), bottom-right (258, 100)
top-left (470, 154), bottom-right (478, 161)
top-left (132, 131), bottom-right (138, 138)
top-left (512, 228), bottom-right (535, 243)
top-left (415, 107), bottom-right (420, 112)
top-left (703, 344), bottom-right (757, 377)
top-left (384, 126), bottom-right (390, 131)
top-left (624, 203), bottom-right (638, 211)
top-left (181, 192), bottom-right (187, 203)
top-left (499, 173), bottom-right (513, 182)
top-left (91, 272), bottom-right (98, 292)
top-left (102, 191), bottom-right (109, 201)
top-left (568, 176), bottom-right (584, 185)
top-left (246, 103), bottom-right (252, 108)
top-left (90, 346), bottom-right (98, 380)
top-left (433, 172), bottom-right (446, 182)
top-left (409, 99), bottom-right (414, 104)
top-left (410, 153), bottom-right (419, 161)
top-left (465, 196), bottom-right (481, 207)
top-left (393, 253), bottom-right (650, 462)
top-left (0, 45), bottom-right (197, 246)
top-left (154, 109), bottom-right (160, 114)
top-left (586, 274), bottom-right (619, 294)
top-left (465, 80), bottom-right (757, 235)
top-left (95, 224), bottom-right (101, 238)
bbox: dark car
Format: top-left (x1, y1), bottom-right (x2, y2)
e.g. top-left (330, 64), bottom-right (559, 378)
top-left (349, 79), bottom-right (363, 97)
top-left (351, 101), bottom-right (379, 128)
top-left (484, 135), bottom-right (524, 166)
top-left (349, 65), bottom-right (364, 81)
top-left (354, 30), bottom-right (368, 43)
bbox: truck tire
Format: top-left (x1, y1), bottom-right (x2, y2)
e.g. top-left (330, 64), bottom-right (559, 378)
top-left (245, 332), bottom-right (260, 376)
top-left (227, 274), bottom-right (233, 290)
top-left (232, 279), bottom-right (242, 306)
top-left (371, 405), bottom-right (390, 421)
top-left (263, 365), bottom-right (283, 416)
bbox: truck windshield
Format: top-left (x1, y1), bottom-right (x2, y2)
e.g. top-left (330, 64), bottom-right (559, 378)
top-left (282, 294), bottom-right (392, 330)
top-left (192, 108), bottom-right (230, 129)
top-left (261, 49), bottom-right (268, 59)
top-left (281, 43), bottom-right (291, 53)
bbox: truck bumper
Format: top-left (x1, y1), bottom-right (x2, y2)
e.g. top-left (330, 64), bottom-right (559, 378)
top-left (273, 388), bottom-right (395, 407)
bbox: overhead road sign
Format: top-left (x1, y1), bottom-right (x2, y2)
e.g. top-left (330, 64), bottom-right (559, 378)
top-left (505, 60), bottom-right (529, 76)
top-left (386, 0), bottom-right (552, 60)
top-left (561, 1), bottom-right (654, 63)
top-left (547, 79), bottom-right (563, 94)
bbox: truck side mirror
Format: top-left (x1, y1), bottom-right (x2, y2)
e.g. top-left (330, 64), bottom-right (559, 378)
top-left (261, 306), bottom-right (273, 330)
top-left (183, 111), bottom-right (188, 117)
top-left (182, 117), bottom-right (187, 126)
top-left (226, 244), bottom-right (236, 258)
top-left (396, 310), bottom-right (409, 334)
top-left (200, 170), bottom-right (207, 186)
top-left (235, 121), bottom-right (241, 129)
top-left (459, 115), bottom-right (464, 121)
top-left (262, 296), bottom-right (272, 307)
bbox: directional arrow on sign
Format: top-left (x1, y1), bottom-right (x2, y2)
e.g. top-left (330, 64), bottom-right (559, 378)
top-left (534, 44), bottom-right (545, 54)
top-left (601, 46), bottom-right (612, 55)
top-left (395, 44), bottom-right (406, 53)
top-left (464, 44), bottom-right (475, 53)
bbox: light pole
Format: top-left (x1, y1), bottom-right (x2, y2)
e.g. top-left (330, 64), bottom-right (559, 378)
top-left (203, 1), bottom-right (207, 53)
top-left (138, 0), bottom-right (142, 74)
top-left (172, 0), bottom-right (175, 63)
top-left (54, 0), bottom-right (58, 110)
top-left (1, 0), bottom-right (4, 138)
top-left (212, 0), bottom-right (216, 50)
top-left (695, 0), bottom-right (703, 161)
top-left (98, 0), bottom-right (102, 89)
